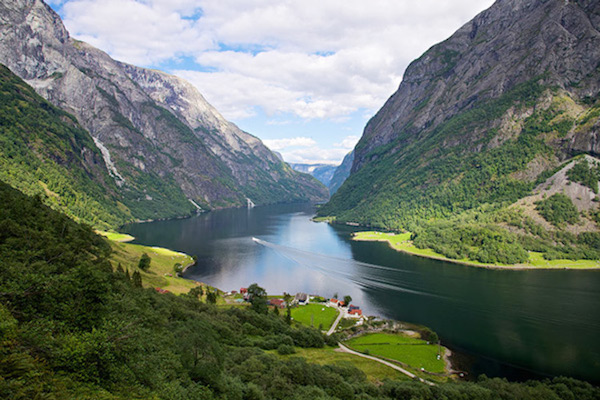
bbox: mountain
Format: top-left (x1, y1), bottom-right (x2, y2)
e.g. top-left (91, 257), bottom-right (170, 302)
top-left (328, 151), bottom-right (354, 195)
top-left (319, 0), bottom-right (600, 264)
top-left (0, 0), bottom-right (327, 226)
top-left (0, 64), bottom-right (130, 229)
top-left (289, 163), bottom-right (338, 187)
top-left (2, 179), bottom-right (597, 400)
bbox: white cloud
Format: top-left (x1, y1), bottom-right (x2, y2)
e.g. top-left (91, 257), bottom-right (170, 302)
top-left (263, 137), bottom-right (316, 151)
top-left (334, 135), bottom-right (360, 150)
top-left (280, 146), bottom-right (350, 165)
top-left (57, 0), bottom-right (495, 120)
top-left (61, 0), bottom-right (214, 65)
top-left (263, 135), bottom-right (358, 164)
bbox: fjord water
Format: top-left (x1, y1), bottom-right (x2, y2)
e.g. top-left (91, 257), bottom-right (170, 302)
top-left (125, 203), bottom-right (600, 382)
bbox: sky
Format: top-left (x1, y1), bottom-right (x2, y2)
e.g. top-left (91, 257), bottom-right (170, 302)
top-left (47, 0), bottom-right (495, 165)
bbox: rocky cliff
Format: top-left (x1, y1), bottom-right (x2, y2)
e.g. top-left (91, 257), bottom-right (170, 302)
top-left (0, 0), bottom-right (327, 224)
top-left (320, 0), bottom-right (600, 230)
top-left (328, 151), bottom-right (354, 195)
top-left (353, 0), bottom-right (600, 172)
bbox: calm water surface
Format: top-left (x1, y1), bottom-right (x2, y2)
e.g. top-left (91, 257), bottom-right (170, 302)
top-left (125, 203), bottom-right (600, 383)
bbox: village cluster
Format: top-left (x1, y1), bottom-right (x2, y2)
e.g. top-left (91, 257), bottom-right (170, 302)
top-left (227, 287), bottom-right (367, 321)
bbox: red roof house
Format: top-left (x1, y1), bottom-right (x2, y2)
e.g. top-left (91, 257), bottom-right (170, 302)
top-left (269, 298), bottom-right (286, 308)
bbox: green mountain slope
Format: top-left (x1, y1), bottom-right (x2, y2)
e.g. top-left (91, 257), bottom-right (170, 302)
top-left (2, 180), bottom-right (599, 398)
top-left (0, 64), bottom-right (134, 229)
top-left (318, 0), bottom-right (600, 264)
top-left (0, 0), bottom-right (328, 225)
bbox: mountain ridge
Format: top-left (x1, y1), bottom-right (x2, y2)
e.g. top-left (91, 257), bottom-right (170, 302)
top-left (319, 0), bottom-right (600, 264)
top-left (0, 0), bottom-right (327, 226)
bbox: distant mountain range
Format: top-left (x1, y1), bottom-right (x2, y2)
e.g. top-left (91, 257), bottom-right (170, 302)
top-left (289, 163), bottom-right (337, 186)
top-left (0, 0), bottom-right (327, 228)
top-left (319, 0), bottom-right (600, 264)
top-left (289, 151), bottom-right (354, 195)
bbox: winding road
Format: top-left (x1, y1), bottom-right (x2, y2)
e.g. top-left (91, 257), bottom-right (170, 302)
top-left (336, 343), bottom-right (435, 386)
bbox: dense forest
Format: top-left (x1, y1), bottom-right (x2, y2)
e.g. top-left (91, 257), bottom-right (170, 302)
top-left (2, 181), bottom-right (599, 399)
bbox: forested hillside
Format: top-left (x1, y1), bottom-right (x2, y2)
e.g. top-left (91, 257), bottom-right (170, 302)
top-left (0, 64), bottom-right (134, 229)
top-left (2, 181), bottom-right (599, 399)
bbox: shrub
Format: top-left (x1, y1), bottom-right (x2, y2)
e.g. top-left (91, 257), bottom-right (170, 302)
top-left (535, 193), bottom-right (579, 226)
top-left (276, 344), bottom-right (296, 355)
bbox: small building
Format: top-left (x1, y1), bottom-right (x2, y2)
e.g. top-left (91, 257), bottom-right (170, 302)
top-left (348, 304), bottom-right (360, 311)
top-left (155, 287), bottom-right (170, 294)
top-left (269, 298), bottom-right (286, 308)
top-left (329, 298), bottom-right (339, 306)
top-left (348, 309), bottom-right (363, 318)
top-left (240, 287), bottom-right (248, 294)
top-left (295, 292), bottom-right (308, 304)
top-left (231, 290), bottom-right (238, 295)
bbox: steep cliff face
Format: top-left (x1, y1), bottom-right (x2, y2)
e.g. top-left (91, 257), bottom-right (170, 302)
top-left (0, 0), bottom-right (327, 223)
top-left (328, 151), bottom-right (353, 195)
top-left (0, 64), bottom-right (130, 229)
top-left (354, 0), bottom-right (600, 172)
top-left (321, 0), bottom-right (600, 229)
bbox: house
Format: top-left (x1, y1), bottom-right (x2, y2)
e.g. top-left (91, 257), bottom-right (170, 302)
top-left (231, 290), bottom-right (238, 295)
top-left (348, 304), bottom-right (360, 311)
top-left (329, 298), bottom-right (339, 307)
top-left (240, 287), bottom-right (248, 294)
top-left (155, 287), bottom-right (170, 294)
top-left (269, 298), bottom-right (286, 308)
top-left (294, 292), bottom-right (308, 304)
top-left (348, 309), bottom-right (363, 318)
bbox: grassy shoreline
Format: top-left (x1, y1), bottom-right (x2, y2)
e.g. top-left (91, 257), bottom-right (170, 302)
top-left (105, 233), bottom-right (200, 294)
top-left (353, 231), bottom-right (600, 270)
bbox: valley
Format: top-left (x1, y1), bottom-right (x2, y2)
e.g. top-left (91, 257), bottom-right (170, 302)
top-left (1, 0), bottom-right (600, 398)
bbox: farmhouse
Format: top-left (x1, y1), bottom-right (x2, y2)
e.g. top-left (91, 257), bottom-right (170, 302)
top-left (295, 292), bottom-right (308, 304)
top-left (269, 298), bottom-right (286, 308)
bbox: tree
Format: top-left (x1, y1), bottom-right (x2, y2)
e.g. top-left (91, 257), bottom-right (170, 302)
top-left (116, 263), bottom-right (125, 276)
top-left (333, 292), bottom-right (338, 299)
top-left (138, 253), bottom-right (151, 271)
top-left (132, 270), bottom-right (143, 287)
top-left (188, 286), bottom-right (204, 299)
top-left (174, 263), bottom-right (183, 275)
top-left (343, 295), bottom-right (352, 307)
top-left (247, 283), bottom-right (268, 314)
top-left (283, 293), bottom-right (293, 325)
top-left (206, 290), bottom-right (217, 304)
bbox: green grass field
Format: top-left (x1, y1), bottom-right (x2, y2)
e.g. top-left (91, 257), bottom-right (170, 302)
top-left (353, 231), bottom-right (600, 269)
top-left (277, 347), bottom-right (410, 383)
top-left (109, 241), bottom-right (198, 295)
top-left (291, 303), bottom-right (339, 330)
top-left (345, 332), bottom-right (445, 374)
top-left (96, 230), bottom-right (135, 242)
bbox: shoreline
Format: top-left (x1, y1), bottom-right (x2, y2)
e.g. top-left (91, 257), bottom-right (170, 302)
top-left (352, 232), bottom-right (600, 271)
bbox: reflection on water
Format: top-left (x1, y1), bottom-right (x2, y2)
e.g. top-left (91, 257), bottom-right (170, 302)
top-left (124, 203), bottom-right (600, 383)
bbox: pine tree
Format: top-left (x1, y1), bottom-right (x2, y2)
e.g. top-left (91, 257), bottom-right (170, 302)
top-left (132, 270), bottom-right (143, 287)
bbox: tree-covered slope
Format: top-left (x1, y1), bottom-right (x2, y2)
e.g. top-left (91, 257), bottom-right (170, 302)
top-left (0, 64), bottom-right (133, 229)
top-left (319, 0), bottom-right (600, 263)
top-left (2, 179), bottom-right (599, 398)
